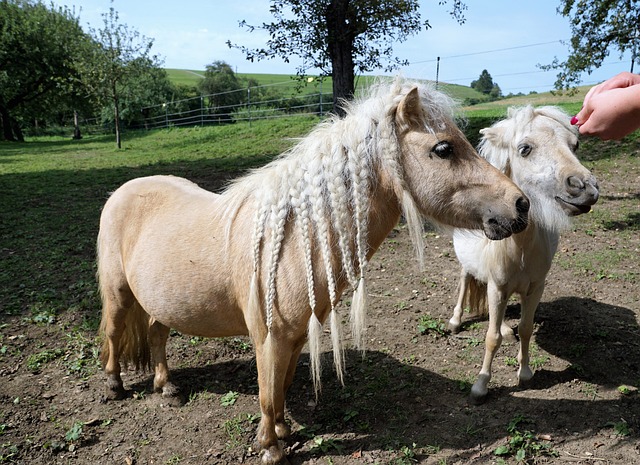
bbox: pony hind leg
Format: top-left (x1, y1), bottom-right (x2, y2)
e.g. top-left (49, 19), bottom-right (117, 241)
top-left (449, 268), bottom-right (472, 333)
top-left (99, 287), bottom-right (140, 400)
top-left (148, 319), bottom-right (182, 404)
top-left (516, 283), bottom-right (545, 385)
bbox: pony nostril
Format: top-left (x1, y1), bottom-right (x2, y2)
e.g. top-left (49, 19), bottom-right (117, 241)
top-left (566, 175), bottom-right (585, 193)
top-left (515, 196), bottom-right (530, 215)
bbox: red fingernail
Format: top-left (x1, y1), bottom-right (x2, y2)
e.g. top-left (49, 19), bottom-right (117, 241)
top-left (570, 116), bottom-right (579, 125)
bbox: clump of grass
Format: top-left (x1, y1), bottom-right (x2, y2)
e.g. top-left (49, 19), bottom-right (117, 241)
top-left (417, 315), bottom-right (447, 337)
top-left (494, 414), bottom-right (558, 462)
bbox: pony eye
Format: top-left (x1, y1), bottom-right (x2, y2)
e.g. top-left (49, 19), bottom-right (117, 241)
top-left (518, 143), bottom-right (532, 156)
top-left (432, 141), bottom-right (453, 159)
top-left (573, 140), bottom-right (580, 152)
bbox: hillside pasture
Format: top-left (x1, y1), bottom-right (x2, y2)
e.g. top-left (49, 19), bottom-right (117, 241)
top-left (0, 110), bottom-right (638, 464)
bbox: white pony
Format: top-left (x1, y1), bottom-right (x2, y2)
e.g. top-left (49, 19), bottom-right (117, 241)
top-left (448, 105), bottom-right (599, 403)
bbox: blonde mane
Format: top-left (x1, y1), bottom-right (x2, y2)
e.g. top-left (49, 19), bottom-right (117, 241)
top-left (223, 78), bottom-right (458, 391)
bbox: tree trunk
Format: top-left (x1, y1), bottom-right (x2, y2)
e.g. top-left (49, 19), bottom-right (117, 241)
top-left (0, 105), bottom-right (15, 141)
top-left (325, 0), bottom-right (356, 117)
top-left (73, 110), bottom-right (82, 140)
top-left (113, 85), bottom-right (121, 149)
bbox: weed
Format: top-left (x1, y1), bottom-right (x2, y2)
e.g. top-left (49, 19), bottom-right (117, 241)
top-left (390, 443), bottom-right (418, 464)
top-left (504, 356), bottom-right (518, 367)
top-left (606, 420), bottom-right (630, 437)
top-left (223, 337), bottom-right (252, 353)
top-left (568, 343), bottom-right (587, 357)
top-left (0, 442), bottom-right (18, 462)
top-left (222, 415), bottom-right (246, 448)
top-left (494, 414), bottom-right (558, 462)
top-left (466, 337), bottom-right (482, 347)
top-left (343, 408), bottom-right (359, 423)
top-left (63, 331), bottom-right (100, 377)
top-left (529, 344), bottom-right (549, 370)
top-left (617, 385), bottom-right (633, 395)
top-left (26, 348), bottom-right (64, 373)
top-left (456, 375), bottom-right (473, 393)
top-left (467, 322), bottom-right (482, 331)
top-left (310, 437), bottom-right (344, 455)
top-left (165, 454), bottom-right (182, 464)
top-left (417, 315), bottom-right (447, 337)
top-left (65, 421), bottom-right (83, 443)
top-left (220, 391), bottom-right (240, 406)
top-left (579, 382), bottom-right (600, 401)
top-left (43, 420), bottom-right (85, 453)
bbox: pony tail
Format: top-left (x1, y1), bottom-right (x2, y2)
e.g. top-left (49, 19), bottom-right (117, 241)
top-left (401, 190), bottom-right (425, 270)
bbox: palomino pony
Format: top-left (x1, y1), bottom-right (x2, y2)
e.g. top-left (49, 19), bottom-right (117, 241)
top-left (448, 105), bottom-right (599, 404)
top-left (97, 79), bottom-right (530, 464)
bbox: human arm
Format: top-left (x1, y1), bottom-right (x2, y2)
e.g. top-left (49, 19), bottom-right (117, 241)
top-left (573, 72), bottom-right (640, 140)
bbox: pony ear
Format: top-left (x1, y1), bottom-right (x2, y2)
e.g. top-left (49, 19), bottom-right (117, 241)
top-left (396, 87), bottom-right (425, 131)
top-left (480, 126), bottom-right (508, 147)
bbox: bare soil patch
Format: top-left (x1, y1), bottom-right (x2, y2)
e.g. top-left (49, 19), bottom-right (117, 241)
top-left (1, 151), bottom-right (639, 465)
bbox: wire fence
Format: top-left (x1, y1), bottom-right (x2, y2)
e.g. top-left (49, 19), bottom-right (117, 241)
top-left (139, 81), bottom-right (333, 130)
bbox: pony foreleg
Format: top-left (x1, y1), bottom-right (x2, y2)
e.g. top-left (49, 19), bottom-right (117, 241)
top-left (471, 282), bottom-right (508, 404)
top-left (516, 283), bottom-right (545, 385)
top-left (148, 319), bottom-right (181, 402)
top-left (255, 335), bottom-right (294, 465)
top-left (449, 269), bottom-right (471, 333)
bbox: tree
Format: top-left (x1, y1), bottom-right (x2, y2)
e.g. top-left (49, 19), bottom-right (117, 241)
top-left (0, 0), bottom-right (89, 141)
top-left (229, 0), bottom-right (467, 116)
top-left (198, 61), bottom-right (244, 114)
top-left (470, 70), bottom-right (502, 98)
top-left (80, 2), bottom-right (161, 148)
top-left (471, 70), bottom-right (494, 94)
top-left (545, 1), bottom-right (640, 90)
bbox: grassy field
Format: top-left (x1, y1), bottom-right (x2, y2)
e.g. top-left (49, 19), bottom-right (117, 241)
top-left (164, 67), bottom-right (594, 117)
top-left (165, 68), bottom-right (492, 102)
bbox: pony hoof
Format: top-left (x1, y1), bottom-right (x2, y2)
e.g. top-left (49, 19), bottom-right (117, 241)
top-left (447, 321), bottom-right (461, 334)
top-left (104, 387), bottom-right (126, 401)
top-left (260, 445), bottom-right (288, 465)
top-left (469, 391), bottom-right (488, 405)
top-left (518, 367), bottom-right (534, 385)
top-left (105, 378), bottom-right (126, 400)
top-left (470, 383), bottom-right (489, 405)
top-left (160, 383), bottom-right (184, 406)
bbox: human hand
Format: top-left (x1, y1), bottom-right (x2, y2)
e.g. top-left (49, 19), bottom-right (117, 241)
top-left (573, 72), bottom-right (640, 140)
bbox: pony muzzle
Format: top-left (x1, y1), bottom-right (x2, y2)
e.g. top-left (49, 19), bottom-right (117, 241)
top-left (483, 195), bottom-right (530, 240)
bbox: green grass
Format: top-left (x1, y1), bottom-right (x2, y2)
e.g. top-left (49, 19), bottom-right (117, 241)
top-left (164, 68), bottom-right (491, 102)
top-left (0, 116), bottom-right (318, 321)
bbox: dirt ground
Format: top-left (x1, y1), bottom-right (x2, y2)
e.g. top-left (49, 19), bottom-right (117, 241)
top-left (1, 150), bottom-right (639, 464)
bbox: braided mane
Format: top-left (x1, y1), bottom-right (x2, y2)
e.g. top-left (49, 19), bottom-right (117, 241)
top-left (223, 77), bottom-right (457, 391)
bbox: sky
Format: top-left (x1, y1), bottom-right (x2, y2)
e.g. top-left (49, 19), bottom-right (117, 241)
top-left (51, 0), bottom-right (634, 95)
